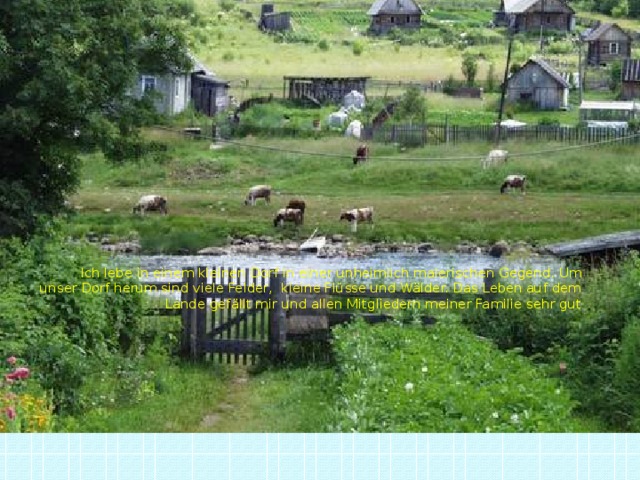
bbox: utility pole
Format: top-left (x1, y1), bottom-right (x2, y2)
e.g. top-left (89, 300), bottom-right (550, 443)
top-left (577, 38), bottom-right (583, 105)
top-left (539, 0), bottom-right (545, 53)
top-left (494, 33), bottom-right (514, 146)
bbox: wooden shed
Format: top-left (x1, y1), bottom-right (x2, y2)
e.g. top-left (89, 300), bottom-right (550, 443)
top-left (506, 57), bottom-right (570, 110)
top-left (583, 23), bottom-right (632, 66)
top-left (191, 72), bottom-right (230, 117)
top-left (283, 76), bottom-right (370, 105)
top-left (621, 58), bottom-right (640, 100)
top-left (259, 4), bottom-right (291, 32)
top-left (493, 0), bottom-right (575, 33)
top-left (367, 0), bottom-right (424, 34)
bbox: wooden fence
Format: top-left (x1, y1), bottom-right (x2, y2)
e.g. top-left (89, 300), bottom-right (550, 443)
top-left (361, 123), bottom-right (640, 147)
top-left (143, 266), bottom-right (498, 364)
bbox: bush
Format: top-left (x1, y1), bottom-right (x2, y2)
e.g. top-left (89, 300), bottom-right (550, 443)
top-left (0, 224), bottom-right (145, 413)
top-left (318, 39), bottom-right (329, 51)
top-left (352, 40), bottom-right (364, 56)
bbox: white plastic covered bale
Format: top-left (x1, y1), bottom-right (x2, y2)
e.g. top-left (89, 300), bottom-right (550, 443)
top-left (345, 120), bottom-right (362, 139)
top-left (343, 90), bottom-right (365, 110)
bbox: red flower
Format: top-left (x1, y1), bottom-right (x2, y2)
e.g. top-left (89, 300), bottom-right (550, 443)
top-left (6, 356), bottom-right (17, 365)
top-left (5, 407), bottom-right (16, 421)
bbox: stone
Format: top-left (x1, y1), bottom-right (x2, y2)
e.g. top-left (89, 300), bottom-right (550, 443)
top-left (197, 247), bottom-right (226, 256)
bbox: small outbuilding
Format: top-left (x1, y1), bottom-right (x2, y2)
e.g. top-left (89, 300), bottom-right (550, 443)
top-left (621, 58), bottom-right (640, 100)
top-left (579, 100), bottom-right (639, 122)
top-left (506, 57), bottom-right (570, 110)
top-left (583, 23), bottom-right (632, 66)
top-left (493, 0), bottom-right (575, 33)
top-left (367, 0), bottom-right (424, 35)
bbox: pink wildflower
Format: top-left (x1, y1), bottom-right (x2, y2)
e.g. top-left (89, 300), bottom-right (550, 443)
top-left (6, 356), bottom-right (17, 365)
top-left (6, 367), bottom-right (30, 381)
top-left (5, 407), bottom-right (16, 421)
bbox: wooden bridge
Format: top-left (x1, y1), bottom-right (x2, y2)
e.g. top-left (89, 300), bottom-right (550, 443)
top-left (143, 266), bottom-right (497, 365)
top-left (544, 230), bottom-right (640, 267)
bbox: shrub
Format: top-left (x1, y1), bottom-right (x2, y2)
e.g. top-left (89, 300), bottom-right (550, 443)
top-left (318, 39), bottom-right (329, 51)
top-left (0, 224), bottom-right (145, 413)
top-left (352, 40), bottom-right (364, 56)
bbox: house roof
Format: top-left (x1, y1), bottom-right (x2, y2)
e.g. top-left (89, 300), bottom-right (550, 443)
top-left (583, 23), bottom-right (631, 42)
top-left (502, 0), bottom-right (574, 14)
top-left (512, 57), bottom-right (571, 88)
top-left (622, 59), bottom-right (640, 82)
top-left (367, 0), bottom-right (424, 15)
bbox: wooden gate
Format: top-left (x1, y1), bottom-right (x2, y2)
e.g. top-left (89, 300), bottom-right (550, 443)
top-left (178, 266), bottom-right (287, 364)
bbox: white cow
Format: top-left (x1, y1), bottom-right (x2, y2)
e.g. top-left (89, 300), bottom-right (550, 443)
top-left (132, 195), bottom-right (167, 215)
top-left (482, 149), bottom-right (508, 169)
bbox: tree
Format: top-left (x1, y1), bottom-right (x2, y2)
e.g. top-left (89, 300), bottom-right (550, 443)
top-left (395, 86), bottom-right (427, 124)
top-left (0, 0), bottom-right (191, 237)
top-left (461, 54), bottom-right (479, 87)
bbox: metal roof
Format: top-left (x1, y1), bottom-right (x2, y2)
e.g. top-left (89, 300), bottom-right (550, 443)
top-left (367, 0), bottom-right (424, 15)
top-left (583, 23), bottom-right (631, 42)
top-left (502, 0), bottom-right (574, 13)
top-left (512, 57), bottom-right (570, 88)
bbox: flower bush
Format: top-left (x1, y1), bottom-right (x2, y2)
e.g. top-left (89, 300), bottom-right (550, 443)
top-left (0, 356), bottom-right (53, 433)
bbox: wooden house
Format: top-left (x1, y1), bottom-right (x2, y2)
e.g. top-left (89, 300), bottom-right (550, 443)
top-left (135, 71), bottom-right (191, 116)
top-left (583, 23), bottom-right (632, 66)
top-left (493, 0), bottom-right (575, 33)
top-left (134, 57), bottom-right (229, 117)
top-left (506, 57), bottom-right (570, 110)
top-left (283, 76), bottom-right (370, 105)
top-left (621, 59), bottom-right (640, 100)
top-left (367, 0), bottom-right (424, 34)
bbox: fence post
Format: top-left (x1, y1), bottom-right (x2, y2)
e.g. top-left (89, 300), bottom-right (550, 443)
top-left (180, 268), bottom-right (195, 357)
top-left (193, 265), bottom-right (208, 361)
top-left (268, 271), bottom-right (287, 362)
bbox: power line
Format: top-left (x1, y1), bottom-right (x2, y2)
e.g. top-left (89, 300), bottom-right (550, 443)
top-left (153, 125), bottom-right (640, 163)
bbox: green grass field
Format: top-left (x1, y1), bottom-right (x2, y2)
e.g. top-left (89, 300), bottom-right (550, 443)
top-left (67, 131), bottom-right (640, 253)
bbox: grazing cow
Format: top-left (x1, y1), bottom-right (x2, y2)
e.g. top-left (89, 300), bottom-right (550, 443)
top-left (339, 207), bottom-right (374, 232)
top-left (286, 199), bottom-right (306, 224)
top-left (244, 185), bottom-right (271, 206)
top-left (273, 208), bottom-right (303, 227)
top-left (482, 149), bottom-right (508, 169)
top-left (353, 144), bottom-right (369, 165)
top-left (500, 175), bottom-right (527, 194)
top-left (132, 195), bottom-right (167, 215)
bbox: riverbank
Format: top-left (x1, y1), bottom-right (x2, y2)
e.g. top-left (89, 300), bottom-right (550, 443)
top-left (96, 232), bottom-right (538, 259)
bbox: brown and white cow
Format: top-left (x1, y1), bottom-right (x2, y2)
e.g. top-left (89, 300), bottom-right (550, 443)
top-left (353, 144), bottom-right (369, 165)
top-left (244, 185), bottom-right (272, 206)
top-left (132, 195), bottom-right (168, 215)
top-left (340, 207), bottom-right (374, 232)
top-left (273, 208), bottom-right (303, 227)
top-left (482, 149), bottom-right (508, 169)
top-left (500, 175), bottom-right (526, 194)
top-left (286, 199), bottom-right (306, 224)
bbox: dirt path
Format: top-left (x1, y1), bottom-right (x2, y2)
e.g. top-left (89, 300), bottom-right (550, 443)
top-left (196, 365), bottom-right (265, 432)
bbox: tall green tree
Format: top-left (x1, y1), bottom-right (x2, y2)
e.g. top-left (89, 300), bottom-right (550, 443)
top-left (0, 0), bottom-right (191, 237)
top-left (396, 86), bottom-right (427, 124)
top-left (461, 54), bottom-right (478, 87)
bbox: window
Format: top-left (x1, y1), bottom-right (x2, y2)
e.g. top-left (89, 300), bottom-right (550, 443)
top-left (520, 92), bottom-right (532, 100)
top-left (406, 16), bottom-right (411, 24)
top-left (609, 42), bottom-right (619, 55)
top-left (546, 15), bottom-right (551, 24)
top-left (174, 77), bottom-right (181, 97)
top-left (141, 76), bottom-right (156, 94)
top-left (390, 16), bottom-right (395, 23)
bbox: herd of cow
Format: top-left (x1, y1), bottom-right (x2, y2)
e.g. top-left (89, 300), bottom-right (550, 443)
top-left (129, 146), bottom-right (527, 226)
